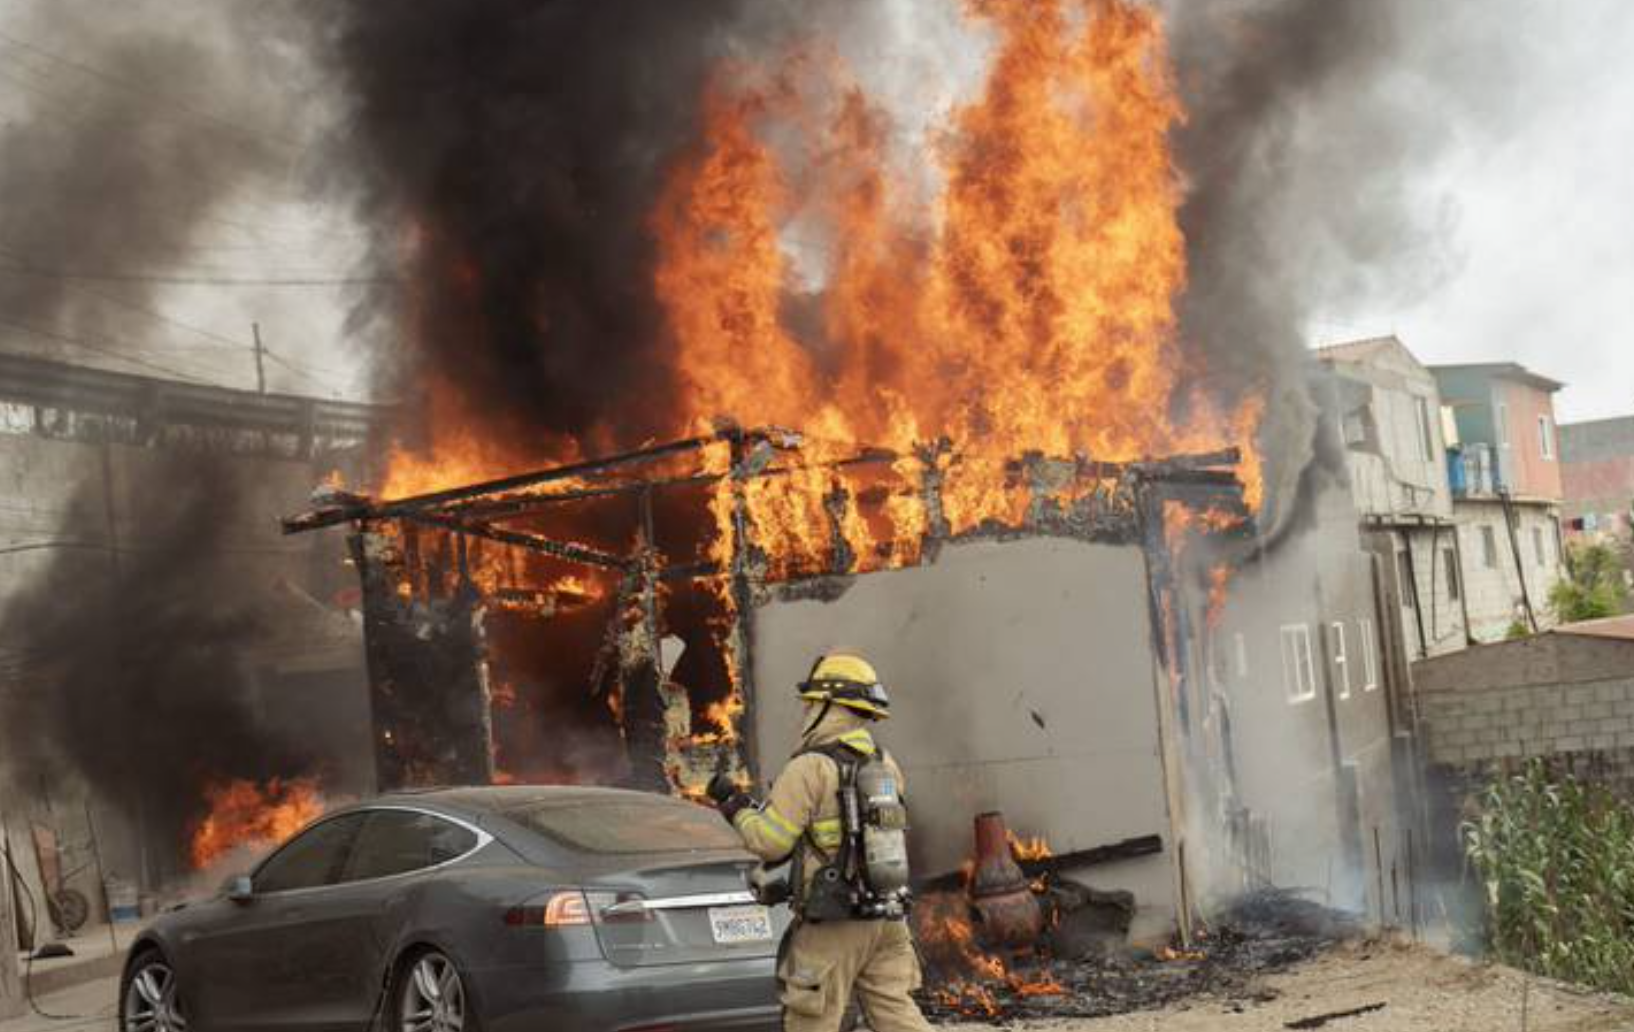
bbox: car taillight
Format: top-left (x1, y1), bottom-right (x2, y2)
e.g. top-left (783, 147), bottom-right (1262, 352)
top-left (504, 891), bottom-right (591, 928)
top-left (505, 890), bottom-right (654, 927)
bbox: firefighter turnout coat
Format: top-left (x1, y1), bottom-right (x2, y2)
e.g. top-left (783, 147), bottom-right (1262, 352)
top-left (730, 705), bottom-right (932, 1032)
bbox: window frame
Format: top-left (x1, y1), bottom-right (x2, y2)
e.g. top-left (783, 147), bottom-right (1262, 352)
top-left (1280, 623), bottom-right (1318, 705)
top-left (340, 808), bottom-right (483, 885)
top-left (1533, 525), bottom-right (1547, 566)
top-left (1414, 395), bottom-right (1436, 462)
top-left (249, 811), bottom-right (367, 897)
top-left (1538, 414), bottom-right (1555, 460)
top-left (1329, 621), bottom-right (1351, 700)
top-left (1480, 525), bottom-right (1498, 569)
top-left (1358, 617), bottom-right (1380, 692)
top-left (251, 805), bottom-right (491, 898)
top-left (1444, 546), bottom-right (1461, 602)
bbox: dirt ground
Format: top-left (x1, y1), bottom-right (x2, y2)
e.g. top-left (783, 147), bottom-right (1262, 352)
top-left (940, 941), bottom-right (1634, 1032)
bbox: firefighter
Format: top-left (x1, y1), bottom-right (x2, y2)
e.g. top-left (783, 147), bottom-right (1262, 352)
top-left (707, 653), bottom-right (932, 1032)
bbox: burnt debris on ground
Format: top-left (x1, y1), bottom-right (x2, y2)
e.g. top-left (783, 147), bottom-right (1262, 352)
top-left (915, 888), bottom-right (1363, 1024)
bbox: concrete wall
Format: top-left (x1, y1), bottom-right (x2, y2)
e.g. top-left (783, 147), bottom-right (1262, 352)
top-left (748, 537), bottom-right (1180, 927)
top-left (1320, 338), bottom-right (1453, 521)
top-left (1387, 526), bottom-right (1469, 660)
top-left (1450, 498), bottom-right (1565, 641)
top-left (1415, 634), bottom-right (1634, 794)
top-left (1561, 416), bottom-right (1634, 537)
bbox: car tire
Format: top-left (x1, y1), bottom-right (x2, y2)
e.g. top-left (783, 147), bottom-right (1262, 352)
top-left (390, 947), bottom-right (478, 1032)
top-left (119, 949), bottom-right (187, 1032)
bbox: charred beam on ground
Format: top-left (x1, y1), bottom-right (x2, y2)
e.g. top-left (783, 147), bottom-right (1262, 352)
top-left (914, 834), bottom-right (1165, 894)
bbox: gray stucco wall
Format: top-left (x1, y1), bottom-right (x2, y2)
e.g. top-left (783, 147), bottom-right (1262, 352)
top-left (748, 536), bottom-right (1177, 921)
top-left (1199, 477), bottom-right (1402, 921)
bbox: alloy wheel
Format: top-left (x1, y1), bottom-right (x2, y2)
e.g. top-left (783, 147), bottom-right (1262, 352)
top-left (123, 959), bottom-right (186, 1032)
top-left (400, 952), bottom-right (467, 1032)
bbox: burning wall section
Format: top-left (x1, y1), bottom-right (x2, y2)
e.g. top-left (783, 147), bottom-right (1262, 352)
top-left (286, 428), bottom-right (1414, 940)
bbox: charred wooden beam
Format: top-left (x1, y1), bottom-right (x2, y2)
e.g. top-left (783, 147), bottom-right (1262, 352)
top-left (397, 512), bottom-right (629, 571)
top-left (281, 427), bottom-right (805, 533)
top-left (914, 834), bottom-right (1164, 894)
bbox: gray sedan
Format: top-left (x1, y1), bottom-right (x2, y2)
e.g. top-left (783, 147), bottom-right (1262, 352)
top-left (119, 785), bottom-right (789, 1032)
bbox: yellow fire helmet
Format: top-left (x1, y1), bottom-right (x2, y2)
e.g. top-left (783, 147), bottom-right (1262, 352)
top-left (797, 652), bottom-right (890, 719)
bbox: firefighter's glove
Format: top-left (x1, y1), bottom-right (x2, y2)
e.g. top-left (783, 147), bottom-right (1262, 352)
top-left (705, 773), bottom-right (755, 824)
top-left (750, 863), bottom-right (793, 907)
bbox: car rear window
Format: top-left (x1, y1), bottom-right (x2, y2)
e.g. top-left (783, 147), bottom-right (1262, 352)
top-left (508, 799), bottom-right (742, 855)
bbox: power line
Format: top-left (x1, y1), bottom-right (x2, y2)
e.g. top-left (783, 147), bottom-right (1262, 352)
top-left (0, 29), bottom-right (303, 154)
top-left (0, 538), bottom-right (310, 558)
top-left (0, 247), bottom-right (363, 381)
top-left (0, 262), bottom-right (395, 288)
top-left (0, 317), bottom-right (219, 384)
top-left (0, 62), bottom-right (308, 227)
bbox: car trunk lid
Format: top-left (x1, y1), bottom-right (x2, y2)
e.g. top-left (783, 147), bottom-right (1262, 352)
top-left (587, 854), bottom-right (791, 967)
top-left (495, 794), bottom-right (793, 968)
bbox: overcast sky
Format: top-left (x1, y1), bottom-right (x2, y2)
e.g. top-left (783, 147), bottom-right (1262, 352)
top-left (0, 0), bottom-right (1629, 423)
top-left (1317, 0), bottom-right (1634, 424)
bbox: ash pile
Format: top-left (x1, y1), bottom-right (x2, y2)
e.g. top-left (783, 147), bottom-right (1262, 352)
top-left (911, 814), bottom-right (1361, 1024)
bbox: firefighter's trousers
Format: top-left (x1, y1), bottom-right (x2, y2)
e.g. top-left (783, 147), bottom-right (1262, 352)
top-left (777, 917), bottom-right (934, 1032)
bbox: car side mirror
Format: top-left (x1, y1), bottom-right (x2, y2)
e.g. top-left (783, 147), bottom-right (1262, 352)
top-left (224, 875), bottom-right (255, 903)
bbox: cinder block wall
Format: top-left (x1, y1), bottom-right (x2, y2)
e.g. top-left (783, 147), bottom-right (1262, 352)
top-left (1422, 678), bottom-right (1634, 765)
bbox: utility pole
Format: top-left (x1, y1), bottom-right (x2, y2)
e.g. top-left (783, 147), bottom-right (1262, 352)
top-left (0, 805), bottom-right (24, 1017)
top-left (252, 322), bottom-right (267, 394)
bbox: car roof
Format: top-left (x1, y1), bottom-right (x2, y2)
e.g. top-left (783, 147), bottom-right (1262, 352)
top-left (366, 783), bottom-right (685, 817)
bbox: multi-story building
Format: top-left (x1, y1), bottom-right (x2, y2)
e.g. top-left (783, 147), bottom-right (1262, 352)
top-left (1317, 337), bottom-right (1469, 661)
top-left (1561, 416), bottom-right (1634, 543)
top-left (1431, 362), bottom-right (1568, 641)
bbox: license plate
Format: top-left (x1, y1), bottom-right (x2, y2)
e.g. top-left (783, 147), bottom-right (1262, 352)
top-left (708, 904), bottom-right (774, 945)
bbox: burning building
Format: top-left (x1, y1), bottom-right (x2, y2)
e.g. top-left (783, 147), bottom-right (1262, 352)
top-left (277, 0), bottom-right (1425, 952)
top-left (286, 423), bottom-right (1413, 942)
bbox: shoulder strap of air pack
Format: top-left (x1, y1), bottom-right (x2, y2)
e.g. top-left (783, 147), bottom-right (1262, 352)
top-left (792, 741), bottom-right (865, 872)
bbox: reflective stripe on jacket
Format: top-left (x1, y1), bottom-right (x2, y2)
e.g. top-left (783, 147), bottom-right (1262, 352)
top-left (730, 708), bottom-right (905, 900)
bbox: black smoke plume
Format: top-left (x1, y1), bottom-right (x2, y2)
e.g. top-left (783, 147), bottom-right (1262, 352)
top-left (0, 1), bottom-right (292, 335)
top-left (0, 0), bottom-right (345, 872)
top-left (313, 0), bottom-right (788, 450)
top-left (1166, 0), bottom-right (1516, 527)
top-left (0, 464), bottom-right (317, 869)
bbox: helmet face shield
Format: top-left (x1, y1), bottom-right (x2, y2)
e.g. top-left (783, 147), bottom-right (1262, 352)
top-left (796, 653), bottom-right (891, 719)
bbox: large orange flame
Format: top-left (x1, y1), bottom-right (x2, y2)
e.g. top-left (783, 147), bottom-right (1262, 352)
top-left (374, 0), bottom-right (1267, 779)
top-left (189, 778), bottom-right (325, 870)
top-left (654, 0), bottom-right (1261, 516)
